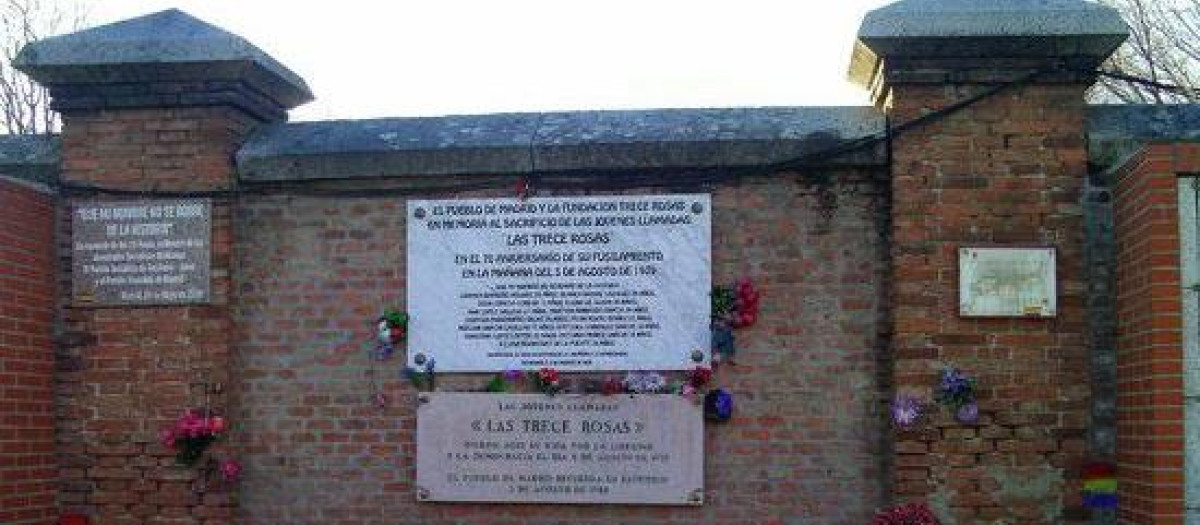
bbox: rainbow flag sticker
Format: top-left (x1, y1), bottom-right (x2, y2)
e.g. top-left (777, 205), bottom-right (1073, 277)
top-left (1082, 462), bottom-right (1117, 509)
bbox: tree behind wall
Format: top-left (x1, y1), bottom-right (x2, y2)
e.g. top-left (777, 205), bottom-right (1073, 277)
top-left (1094, 0), bottom-right (1200, 103)
top-left (0, 0), bottom-right (84, 134)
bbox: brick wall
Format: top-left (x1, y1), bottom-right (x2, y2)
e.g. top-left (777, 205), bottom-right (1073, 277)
top-left (0, 176), bottom-right (57, 525)
top-left (231, 174), bottom-right (893, 525)
top-left (56, 106), bottom-right (257, 524)
top-left (887, 81), bottom-right (1093, 524)
top-left (1111, 142), bottom-right (1200, 525)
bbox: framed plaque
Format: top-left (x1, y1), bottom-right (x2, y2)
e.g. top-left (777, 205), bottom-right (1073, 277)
top-left (72, 199), bottom-right (211, 306)
top-left (959, 246), bottom-right (1056, 317)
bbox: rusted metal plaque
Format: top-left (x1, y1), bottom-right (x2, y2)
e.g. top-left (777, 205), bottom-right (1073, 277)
top-left (71, 199), bottom-right (211, 306)
top-left (416, 392), bottom-right (704, 505)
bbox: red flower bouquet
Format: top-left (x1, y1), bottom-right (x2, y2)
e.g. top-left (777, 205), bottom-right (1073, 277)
top-left (870, 502), bottom-right (941, 525)
top-left (532, 367), bottom-right (562, 395)
top-left (160, 409), bottom-right (225, 467)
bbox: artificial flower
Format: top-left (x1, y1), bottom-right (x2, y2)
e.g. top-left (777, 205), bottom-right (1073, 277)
top-left (955, 401), bottom-right (979, 424)
top-left (161, 409), bottom-right (223, 467)
top-left (704, 388), bottom-right (733, 421)
top-left (601, 378), bottom-right (624, 396)
top-left (891, 393), bottom-right (924, 428)
top-left (218, 458), bottom-right (243, 482)
top-left (870, 502), bottom-right (941, 525)
top-left (688, 365), bottom-right (713, 388)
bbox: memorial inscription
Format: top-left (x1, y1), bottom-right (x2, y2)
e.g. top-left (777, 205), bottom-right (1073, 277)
top-left (959, 246), bottom-right (1057, 317)
top-left (407, 194), bottom-right (711, 371)
top-left (71, 199), bottom-right (211, 305)
top-left (416, 393), bottom-right (703, 505)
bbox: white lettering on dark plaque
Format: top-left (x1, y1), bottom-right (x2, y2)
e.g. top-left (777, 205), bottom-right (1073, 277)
top-left (416, 393), bottom-right (703, 505)
top-left (407, 194), bottom-right (711, 371)
top-left (71, 199), bottom-right (211, 305)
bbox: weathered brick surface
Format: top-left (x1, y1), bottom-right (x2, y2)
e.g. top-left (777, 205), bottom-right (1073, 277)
top-left (56, 106), bottom-right (258, 524)
top-left (887, 81), bottom-right (1093, 524)
top-left (1111, 142), bottom-right (1200, 525)
top-left (231, 174), bottom-right (892, 524)
top-left (26, 39), bottom-right (1137, 525)
top-left (0, 177), bottom-right (57, 525)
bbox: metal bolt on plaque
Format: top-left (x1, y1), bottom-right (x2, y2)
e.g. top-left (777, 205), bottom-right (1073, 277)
top-left (690, 349), bottom-right (705, 363)
top-left (416, 487), bottom-right (430, 501)
top-left (689, 489), bottom-right (704, 505)
top-left (413, 352), bottom-right (427, 365)
top-left (414, 207), bottom-right (427, 219)
top-left (691, 202), bottom-right (704, 214)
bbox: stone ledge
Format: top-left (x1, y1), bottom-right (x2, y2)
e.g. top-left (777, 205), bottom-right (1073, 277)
top-left (5, 105), bottom-right (1194, 186)
top-left (849, 0), bottom-right (1128, 89)
top-left (1087, 104), bottom-right (1200, 168)
top-left (0, 135), bottom-right (60, 188)
top-left (236, 106), bottom-right (888, 181)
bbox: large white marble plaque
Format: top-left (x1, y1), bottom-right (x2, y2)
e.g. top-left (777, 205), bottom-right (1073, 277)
top-left (407, 194), bottom-right (711, 371)
top-left (959, 246), bottom-right (1056, 317)
top-left (416, 393), bottom-right (704, 505)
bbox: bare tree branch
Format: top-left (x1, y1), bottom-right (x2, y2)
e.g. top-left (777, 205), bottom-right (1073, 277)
top-left (0, 0), bottom-right (86, 134)
top-left (1093, 0), bottom-right (1200, 104)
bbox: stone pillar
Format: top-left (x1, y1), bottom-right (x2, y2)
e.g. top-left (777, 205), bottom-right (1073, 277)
top-left (849, 2), bottom-right (1126, 524)
top-left (16, 10), bottom-right (310, 524)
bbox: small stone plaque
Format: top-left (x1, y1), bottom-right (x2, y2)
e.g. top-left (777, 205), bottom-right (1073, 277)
top-left (72, 199), bottom-right (211, 306)
top-left (416, 392), bottom-right (704, 505)
top-left (959, 246), bottom-right (1056, 317)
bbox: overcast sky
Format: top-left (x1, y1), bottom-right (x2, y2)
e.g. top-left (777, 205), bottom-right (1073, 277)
top-left (80, 0), bottom-right (893, 121)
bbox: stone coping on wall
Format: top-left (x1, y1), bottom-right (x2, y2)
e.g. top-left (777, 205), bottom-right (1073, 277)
top-left (0, 134), bottom-right (60, 188)
top-left (13, 9), bottom-right (312, 117)
top-left (3, 104), bottom-right (1200, 186)
top-left (235, 106), bottom-right (888, 181)
top-left (848, 0), bottom-right (1128, 89)
top-left (1087, 104), bottom-right (1200, 169)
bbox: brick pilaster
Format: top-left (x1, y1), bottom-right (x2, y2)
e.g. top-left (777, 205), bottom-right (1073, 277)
top-left (1111, 142), bottom-right (1200, 525)
top-left (15, 9), bottom-right (310, 524)
top-left (887, 74), bottom-right (1094, 525)
top-left (55, 105), bottom-right (255, 524)
top-left (0, 177), bottom-right (57, 525)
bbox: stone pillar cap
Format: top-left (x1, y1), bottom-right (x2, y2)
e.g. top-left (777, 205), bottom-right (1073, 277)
top-left (848, 0), bottom-right (1129, 87)
top-left (14, 8), bottom-right (312, 112)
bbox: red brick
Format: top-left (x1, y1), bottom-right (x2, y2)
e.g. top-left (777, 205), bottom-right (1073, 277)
top-left (0, 179), bottom-right (56, 525)
top-left (889, 80), bottom-right (1092, 524)
top-left (53, 105), bottom-right (254, 525)
top-left (1113, 144), bottom-right (1188, 522)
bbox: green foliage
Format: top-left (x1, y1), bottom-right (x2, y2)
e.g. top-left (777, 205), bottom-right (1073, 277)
top-left (711, 286), bottom-right (735, 318)
top-left (484, 374), bottom-right (511, 393)
top-left (383, 308), bottom-right (408, 328)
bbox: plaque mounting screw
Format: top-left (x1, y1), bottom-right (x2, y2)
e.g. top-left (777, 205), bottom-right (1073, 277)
top-left (414, 207), bottom-right (427, 219)
top-left (689, 488), bottom-right (704, 505)
top-left (417, 393), bottom-right (430, 404)
top-left (691, 202), bottom-right (704, 214)
top-left (690, 349), bottom-right (705, 363)
top-left (416, 487), bottom-right (430, 500)
top-left (414, 352), bottom-right (427, 365)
